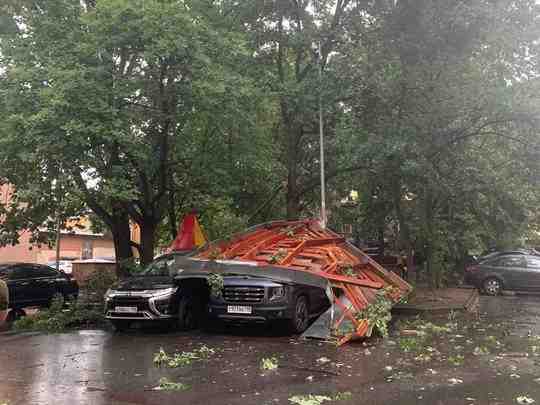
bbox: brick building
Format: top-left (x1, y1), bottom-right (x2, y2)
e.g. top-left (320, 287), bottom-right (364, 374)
top-left (0, 184), bottom-right (116, 264)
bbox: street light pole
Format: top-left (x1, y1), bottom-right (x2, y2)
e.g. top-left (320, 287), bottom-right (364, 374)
top-left (318, 41), bottom-right (327, 229)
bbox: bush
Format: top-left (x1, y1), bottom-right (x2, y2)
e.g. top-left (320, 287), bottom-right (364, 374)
top-left (85, 269), bottom-right (117, 304)
top-left (13, 295), bottom-right (105, 333)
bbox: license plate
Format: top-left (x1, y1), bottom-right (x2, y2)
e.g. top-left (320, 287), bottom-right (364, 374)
top-left (115, 306), bottom-right (137, 313)
top-left (227, 305), bottom-right (252, 314)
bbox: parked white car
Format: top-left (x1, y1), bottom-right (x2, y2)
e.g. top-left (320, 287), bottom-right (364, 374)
top-left (47, 260), bottom-right (74, 274)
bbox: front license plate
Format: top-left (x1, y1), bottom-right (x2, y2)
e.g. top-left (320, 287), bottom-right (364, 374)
top-left (115, 306), bottom-right (137, 313)
top-left (227, 305), bottom-right (252, 314)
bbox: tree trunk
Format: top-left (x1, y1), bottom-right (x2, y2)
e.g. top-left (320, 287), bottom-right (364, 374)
top-left (110, 209), bottom-right (133, 278)
top-left (140, 221), bottom-right (156, 266)
top-left (286, 185), bottom-right (300, 219)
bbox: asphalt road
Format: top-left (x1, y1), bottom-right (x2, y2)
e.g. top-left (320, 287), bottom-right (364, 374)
top-left (2, 294), bottom-right (540, 405)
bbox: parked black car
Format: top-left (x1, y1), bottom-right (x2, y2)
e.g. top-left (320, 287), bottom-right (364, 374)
top-left (465, 254), bottom-right (540, 295)
top-left (0, 263), bottom-right (79, 309)
top-left (104, 254), bottom-right (182, 330)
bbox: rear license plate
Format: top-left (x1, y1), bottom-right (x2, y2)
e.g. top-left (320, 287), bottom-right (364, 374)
top-left (227, 305), bottom-right (252, 314)
top-left (115, 306), bottom-right (137, 313)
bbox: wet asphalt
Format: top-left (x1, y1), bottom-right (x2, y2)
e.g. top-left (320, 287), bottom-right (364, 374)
top-left (3, 294), bottom-right (540, 405)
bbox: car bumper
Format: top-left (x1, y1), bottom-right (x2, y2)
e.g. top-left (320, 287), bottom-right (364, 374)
top-left (105, 296), bottom-right (175, 321)
top-left (464, 273), bottom-right (481, 287)
top-left (208, 304), bottom-right (292, 322)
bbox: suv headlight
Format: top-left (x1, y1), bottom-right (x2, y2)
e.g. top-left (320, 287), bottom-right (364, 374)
top-left (269, 286), bottom-right (286, 302)
top-left (104, 288), bottom-right (114, 301)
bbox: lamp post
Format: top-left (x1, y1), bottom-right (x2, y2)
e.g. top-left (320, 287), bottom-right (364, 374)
top-left (318, 41), bottom-right (327, 229)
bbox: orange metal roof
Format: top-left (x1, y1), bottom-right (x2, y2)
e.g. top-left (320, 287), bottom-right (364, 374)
top-left (196, 219), bottom-right (412, 344)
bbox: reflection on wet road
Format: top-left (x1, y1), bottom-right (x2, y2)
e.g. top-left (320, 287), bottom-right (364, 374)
top-left (3, 294), bottom-right (540, 404)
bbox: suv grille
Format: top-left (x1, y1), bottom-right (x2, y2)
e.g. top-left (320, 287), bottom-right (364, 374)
top-left (223, 286), bottom-right (265, 303)
top-left (109, 296), bottom-right (149, 311)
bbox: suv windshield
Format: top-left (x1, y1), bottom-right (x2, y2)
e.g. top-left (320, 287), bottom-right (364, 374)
top-left (142, 256), bottom-right (176, 276)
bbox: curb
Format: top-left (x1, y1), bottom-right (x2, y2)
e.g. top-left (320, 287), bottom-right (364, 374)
top-left (392, 288), bottom-right (479, 316)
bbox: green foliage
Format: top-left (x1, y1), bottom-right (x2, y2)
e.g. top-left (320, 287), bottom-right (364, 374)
top-left (269, 249), bottom-right (287, 264)
top-left (153, 345), bottom-right (215, 368)
top-left (398, 337), bottom-right (424, 353)
top-left (157, 377), bottom-right (190, 392)
top-left (448, 354), bottom-right (465, 366)
top-left (207, 273), bottom-right (224, 298)
top-left (260, 356), bottom-right (279, 371)
top-left (333, 392), bottom-right (353, 401)
top-left (198, 198), bottom-right (249, 242)
top-left (13, 297), bottom-right (104, 333)
top-left (85, 270), bottom-right (117, 304)
top-left (357, 287), bottom-right (395, 337)
top-left (1, 0), bottom-right (540, 284)
top-left (288, 395), bottom-right (332, 405)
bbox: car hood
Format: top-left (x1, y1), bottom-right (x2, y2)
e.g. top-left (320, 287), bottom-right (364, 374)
top-left (222, 275), bottom-right (284, 288)
top-left (115, 276), bottom-right (175, 291)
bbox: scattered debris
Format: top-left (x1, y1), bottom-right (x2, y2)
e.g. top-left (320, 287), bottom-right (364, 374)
top-left (316, 357), bottom-right (331, 364)
top-left (207, 273), bottom-right (224, 298)
top-left (334, 392), bottom-right (353, 401)
top-left (260, 357), bottom-right (279, 371)
top-left (500, 352), bottom-right (528, 358)
top-left (414, 353), bottom-right (432, 363)
top-left (155, 377), bottom-right (190, 391)
top-left (288, 395), bottom-right (332, 405)
top-left (473, 346), bottom-right (490, 356)
top-left (153, 346), bottom-right (215, 368)
top-left (447, 378), bottom-right (463, 386)
top-left (516, 395), bottom-right (535, 404)
top-left (448, 354), bottom-right (464, 366)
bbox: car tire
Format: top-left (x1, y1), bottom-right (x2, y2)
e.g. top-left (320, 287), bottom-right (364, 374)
top-left (482, 277), bottom-right (502, 296)
top-left (111, 320), bottom-right (131, 332)
top-left (176, 295), bottom-right (197, 331)
top-left (5, 308), bottom-right (26, 324)
top-left (289, 295), bottom-right (310, 334)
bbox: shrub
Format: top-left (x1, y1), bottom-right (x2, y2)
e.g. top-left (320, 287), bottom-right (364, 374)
top-left (85, 269), bottom-right (117, 304)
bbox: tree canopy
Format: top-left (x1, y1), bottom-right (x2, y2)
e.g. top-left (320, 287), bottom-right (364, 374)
top-left (1, 0), bottom-right (540, 284)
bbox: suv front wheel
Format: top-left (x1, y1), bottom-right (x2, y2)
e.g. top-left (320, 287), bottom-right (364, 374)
top-left (289, 295), bottom-right (309, 334)
top-left (482, 277), bottom-right (502, 296)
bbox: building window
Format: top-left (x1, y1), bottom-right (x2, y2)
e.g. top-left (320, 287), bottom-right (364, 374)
top-left (342, 224), bottom-right (353, 235)
top-left (82, 240), bottom-right (93, 260)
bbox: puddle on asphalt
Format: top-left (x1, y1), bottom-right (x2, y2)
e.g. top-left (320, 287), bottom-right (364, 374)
top-left (77, 329), bottom-right (109, 336)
